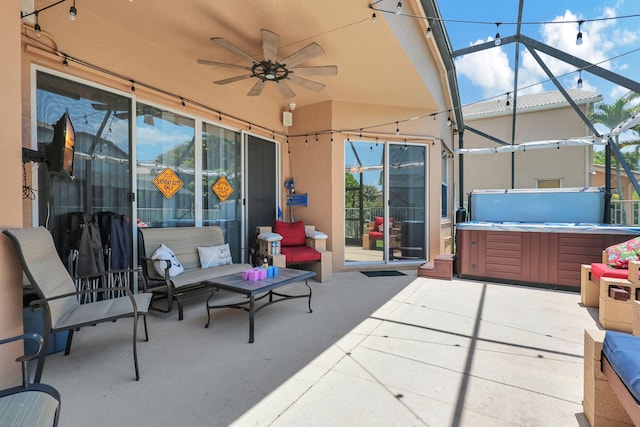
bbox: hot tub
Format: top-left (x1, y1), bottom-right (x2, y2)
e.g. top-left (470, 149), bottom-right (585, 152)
top-left (456, 221), bottom-right (640, 289)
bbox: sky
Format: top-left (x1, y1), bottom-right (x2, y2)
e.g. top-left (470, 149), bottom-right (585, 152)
top-left (437, 0), bottom-right (640, 107)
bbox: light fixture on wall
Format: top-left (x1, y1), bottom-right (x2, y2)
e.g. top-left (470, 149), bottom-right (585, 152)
top-left (576, 20), bottom-right (584, 45)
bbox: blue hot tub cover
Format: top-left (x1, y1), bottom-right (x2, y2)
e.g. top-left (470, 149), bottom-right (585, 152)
top-left (603, 331), bottom-right (640, 402)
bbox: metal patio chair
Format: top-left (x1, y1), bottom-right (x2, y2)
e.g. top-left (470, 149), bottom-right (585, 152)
top-left (3, 226), bottom-right (152, 382)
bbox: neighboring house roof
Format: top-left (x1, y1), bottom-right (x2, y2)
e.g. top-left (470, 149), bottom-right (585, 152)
top-left (462, 89), bottom-right (603, 120)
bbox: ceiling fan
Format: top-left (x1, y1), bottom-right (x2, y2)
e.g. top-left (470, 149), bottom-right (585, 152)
top-left (197, 29), bottom-right (338, 99)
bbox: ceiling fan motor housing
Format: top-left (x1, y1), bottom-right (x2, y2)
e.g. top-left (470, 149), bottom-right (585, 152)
top-left (252, 61), bottom-right (289, 81)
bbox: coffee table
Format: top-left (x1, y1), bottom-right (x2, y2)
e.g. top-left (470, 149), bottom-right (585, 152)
top-left (204, 268), bottom-right (316, 343)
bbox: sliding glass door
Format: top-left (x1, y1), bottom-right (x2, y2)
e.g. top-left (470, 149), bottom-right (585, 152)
top-left (344, 140), bottom-right (427, 264)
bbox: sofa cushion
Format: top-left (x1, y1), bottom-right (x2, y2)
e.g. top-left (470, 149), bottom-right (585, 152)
top-left (280, 246), bottom-right (321, 264)
top-left (591, 263), bottom-right (630, 282)
top-left (274, 220), bottom-right (306, 247)
top-left (603, 331), bottom-right (640, 402)
top-left (606, 237), bottom-right (640, 268)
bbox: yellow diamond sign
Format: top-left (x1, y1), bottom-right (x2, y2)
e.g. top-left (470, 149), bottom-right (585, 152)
top-left (152, 167), bottom-right (183, 199)
top-left (212, 176), bottom-right (233, 202)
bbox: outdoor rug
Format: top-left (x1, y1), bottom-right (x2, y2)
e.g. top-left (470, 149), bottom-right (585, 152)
top-left (361, 270), bottom-right (407, 277)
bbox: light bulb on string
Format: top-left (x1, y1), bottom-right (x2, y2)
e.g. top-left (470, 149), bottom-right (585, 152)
top-left (505, 92), bottom-right (511, 107)
top-left (494, 23), bottom-right (501, 46)
top-left (576, 20), bottom-right (584, 45)
top-left (34, 11), bottom-right (41, 37)
top-left (372, 12), bottom-right (377, 23)
top-left (69, 0), bottom-right (77, 21)
top-left (396, 1), bottom-right (402, 15)
top-left (426, 27), bottom-right (432, 38)
top-left (62, 56), bottom-right (69, 68)
top-left (395, 122), bottom-right (400, 136)
top-left (577, 70), bottom-right (583, 89)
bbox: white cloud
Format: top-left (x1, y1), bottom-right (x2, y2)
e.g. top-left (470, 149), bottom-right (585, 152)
top-left (610, 84), bottom-right (630, 99)
top-left (454, 38), bottom-right (514, 99)
top-left (456, 7), bottom-right (631, 102)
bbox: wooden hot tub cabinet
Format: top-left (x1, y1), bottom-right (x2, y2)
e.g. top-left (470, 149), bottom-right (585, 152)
top-left (456, 224), bottom-right (640, 289)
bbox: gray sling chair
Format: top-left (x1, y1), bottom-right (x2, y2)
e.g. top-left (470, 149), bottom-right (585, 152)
top-left (3, 227), bottom-right (152, 381)
top-left (0, 333), bottom-right (60, 426)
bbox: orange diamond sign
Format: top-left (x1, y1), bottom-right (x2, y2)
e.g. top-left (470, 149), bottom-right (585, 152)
top-left (212, 176), bottom-right (233, 202)
top-left (152, 167), bottom-right (183, 199)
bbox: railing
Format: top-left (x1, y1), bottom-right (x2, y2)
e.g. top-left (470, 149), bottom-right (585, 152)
top-left (611, 200), bottom-right (640, 226)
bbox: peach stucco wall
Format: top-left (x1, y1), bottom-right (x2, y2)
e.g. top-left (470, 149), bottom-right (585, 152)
top-left (0, 0), bottom-right (28, 388)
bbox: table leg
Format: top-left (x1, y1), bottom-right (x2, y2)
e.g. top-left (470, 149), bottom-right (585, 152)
top-left (249, 295), bottom-right (255, 343)
top-left (204, 287), bottom-right (214, 328)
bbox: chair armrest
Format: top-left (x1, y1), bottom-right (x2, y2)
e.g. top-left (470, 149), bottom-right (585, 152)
top-left (0, 333), bottom-right (45, 387)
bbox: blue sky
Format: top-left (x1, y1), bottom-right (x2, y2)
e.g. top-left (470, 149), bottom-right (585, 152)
top-left (437, 0), bottom-right (640, 107)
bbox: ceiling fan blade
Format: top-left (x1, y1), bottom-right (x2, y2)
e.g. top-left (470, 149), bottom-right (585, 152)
top-left (281, 42), bottom-right (325, 67)
top-left (290, 65), bottom-right (338, 77)
top-left (197, 59), bottom-right (252, 70)
top-left (276, 81), bottom-right (296, 99)
top-left (213, 74), bottom-right (254, 85)
top-left (288, 75), bottom-right (325, 92)
top-left (261, 29), bottom-right (279, 62)
top-left (247, 80), bottom-right (266, 96)
top-left (211, 37), bottom-right (258, 64)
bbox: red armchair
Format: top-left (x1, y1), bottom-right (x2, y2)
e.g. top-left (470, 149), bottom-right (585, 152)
top-left (256, 220), bottom-right (332, 282)
top-left (362, 216), bottom-right (400, 250)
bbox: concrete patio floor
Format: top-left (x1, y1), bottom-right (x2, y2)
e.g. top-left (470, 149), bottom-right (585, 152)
top-left (40, 270), bottom-right (599, 426)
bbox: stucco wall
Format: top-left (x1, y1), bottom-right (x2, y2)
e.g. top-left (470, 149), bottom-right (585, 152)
top-left (0, 0), bottom-right (27, 388)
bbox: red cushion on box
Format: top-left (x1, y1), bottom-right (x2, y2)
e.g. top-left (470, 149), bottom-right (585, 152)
top-left (274, 220), bottom-right (306, 247)
top-left (280, 246), bottom-right (321, 263)
top-left (591, 263), bottom-right (630, 281)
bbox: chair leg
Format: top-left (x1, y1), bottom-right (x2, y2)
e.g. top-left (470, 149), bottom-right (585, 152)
top-left (132, 314), bottom-right (140, 381)
top-left (142, 314), bottom-right (149, 342)
top-left (64, 329), bottom-right (74, 356)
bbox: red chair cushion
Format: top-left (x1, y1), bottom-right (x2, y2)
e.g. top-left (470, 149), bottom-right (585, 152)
top-left (373, 216), bottom-right (394, 232)
top-left (591, 263), bottom-right (630, 282)
top-left (369, 231), bottom-right (383, 240)
top-left (274, 220), bottom-right (306, 247)
top-left (281, 246), bottom-right (321, 264)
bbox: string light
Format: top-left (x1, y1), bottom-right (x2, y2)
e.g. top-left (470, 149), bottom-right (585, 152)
top-left (372, 12), bottom-right (377, 23)
top-left (34, 11), bottom-right (41, 37)
top-left (315, 134), bottom-right (319, 144)
top-left (130, 80), bottom-right (135, 92)
top-left (305, 135), bottom-right (308, 145)
top-left (395, 1), bottom-right (402, 15)
top-left (576, 20), bottom-right (584, 45)
top-left (494, 23), bottom-right (501, 46)
top-left (447, 116), bottom-right (452, 126)
top-left (426, 27), bottom-right (432, 38)
top-left (330, 132), bottom-right (334, 144)
top-left (62, 55), bottom-right (68, 68)
top-left (577, 70), bottom-right (583, 89)
top-left (395, 122), bottom-right (400, 135)
top-left (505, 92), bottom-right (511, 107)
top-left (181, 98), bottom-right (186, 107)
top-left (69, 0), bottom-right (77, 21)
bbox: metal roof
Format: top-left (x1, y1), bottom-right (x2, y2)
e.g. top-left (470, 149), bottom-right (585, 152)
top-left (462, 89), bottom-right (603, 120)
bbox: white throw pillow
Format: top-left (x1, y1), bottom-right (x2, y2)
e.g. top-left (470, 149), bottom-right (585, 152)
top-left (198, 244), bottom-right (233, 269)
top-left (152, 244), bottom-right (184, 277)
